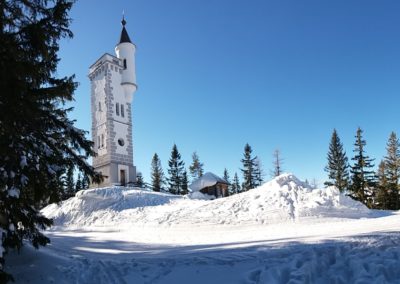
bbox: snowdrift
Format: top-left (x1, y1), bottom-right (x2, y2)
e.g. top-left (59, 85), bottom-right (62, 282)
top-left (42, 174), bottom-right (375, 229)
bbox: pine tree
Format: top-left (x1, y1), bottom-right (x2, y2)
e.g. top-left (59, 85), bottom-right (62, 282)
top-left (0, 1), bottom-right (101, 280)
top-left (232, 172), bottom-right (241, 194)
top-left (189, 152), bottom-right (204, 179)
top-left (150, 153), bottom-right (164, 192)
top-left (75, 173), bottom-right (82, 192)
top-left (271, 149), bottom-right (283, 177)
top-left (376, 160), bottom-right (389, 209)
top-left (167, 144), bottom-right (185, 194)
top-left (350, 128), bottom-right (376, 206)
top-left (181, 170), bottom-right (189, 195)
top-left (64, 165), bottom-right (75, 198)
top-left (383, 132), bottom-right (400, 209)
top-left (136, 172), bottom-right (144, 188)
top-left (241, 143), bottom-right (258, 191)
top-left (324, 129), bottom-right (350, 192)
top-left (80, 173), bottom-right (90, 189)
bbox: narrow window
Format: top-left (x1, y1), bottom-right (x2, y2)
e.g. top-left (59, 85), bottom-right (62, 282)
top-left (123, 59), bottom-right (127, 69)
top-left (97, 136), bottom-right (100, 149)
top-left (101, 134), bottom-right (104, 148)
top-left (98, 102), bottom-right (101, 112)
top-left (116, 103), bottom-right (119, 116)
top-left (121, 104), bottom-right (124, 117)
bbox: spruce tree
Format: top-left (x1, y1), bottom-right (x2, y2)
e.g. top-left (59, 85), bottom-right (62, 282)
top-left (350, 128), bottom-right (376, 205)
top-left (136, 172), bottom-right (144, 188)
top-left (324, 129), bottom-right (350, 192)
top-left (167, 144), bottom-right (185, 194)
top-left (64, 165), bottom-right (75, 199)
top-left (181, 170), bottom-right (189, 195)
top-left (241, 143), bottom-right (258, 191)
top-left (189, 152), bottom-right (204, 179)
top-left (75, 173), bottom-right (82, 192)
top-left (376, 160), bottom-right (389, 209)
top-left (383, 132), bottom-right (400, 209)
top-left (80, 173), bottom-right (90, 190)
top-left (232, 172), bottom-right (241, 194)
top-left (0, 1), bottom-right (101, 280)
top-left (150, 153), bottom-right (164, 192)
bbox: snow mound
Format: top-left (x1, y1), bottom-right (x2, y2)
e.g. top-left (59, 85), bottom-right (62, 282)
top-left (42, 174), bottom-right (376, 229)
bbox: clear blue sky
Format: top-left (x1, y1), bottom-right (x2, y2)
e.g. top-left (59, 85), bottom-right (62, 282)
top-left (58, 0), bottom-right (400, 186)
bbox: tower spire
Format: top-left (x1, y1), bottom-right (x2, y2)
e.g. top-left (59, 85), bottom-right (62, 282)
top-left (119, 13), bottom-right (132, 44)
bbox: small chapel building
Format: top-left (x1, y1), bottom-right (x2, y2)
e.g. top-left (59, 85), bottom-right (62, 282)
top-left (89, 17), bottom-right (137, 187)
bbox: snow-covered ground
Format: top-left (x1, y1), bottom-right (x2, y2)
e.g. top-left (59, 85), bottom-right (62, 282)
top-left (5, 174), bottom-right (400, 283)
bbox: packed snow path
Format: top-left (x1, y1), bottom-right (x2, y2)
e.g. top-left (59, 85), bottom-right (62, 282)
top-left (5, 174), bottom-right (400, 283)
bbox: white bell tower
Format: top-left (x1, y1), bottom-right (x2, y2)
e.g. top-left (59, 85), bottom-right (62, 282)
top-left (89, 16), bottom-right (137, 187)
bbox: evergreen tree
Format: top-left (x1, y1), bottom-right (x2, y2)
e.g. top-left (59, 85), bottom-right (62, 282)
top-left (241, 143), bottom-right (258, 191)
top-left (167, 144), bottom-right (185, 194)
top-left (189, 152), bottom-right (204, 179)
top-left (150, 153), bottom-right (164, 192)
top-left (324, 129), bottom-right (350, 192)
top-left (383, 132), bottom-right (400, 209)
top-left (232, 172), bottom-right (241, 194)
top-left (0, 1), bottom-right (102, 280)
top-left (350, 128), bottom-right (376, 206)
top-left (136, 172), bottom-right (144, 188)
top-left (180, 170), bottom-right (189, 195)
top-left (376, 160), bottom-right (389, 209)
top-left (75, 173), bottom-right (82, 192)
top-left (80, 173), bottom-right (90, 189)
top-left (64, 165), bottom-right (75, 198)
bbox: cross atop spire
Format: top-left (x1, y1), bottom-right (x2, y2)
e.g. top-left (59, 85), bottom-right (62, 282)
top-left (119, 14), bottom-right (132, 44)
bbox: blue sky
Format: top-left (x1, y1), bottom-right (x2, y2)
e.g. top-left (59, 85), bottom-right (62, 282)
top-left (59, 0), bottom-right (400, 186)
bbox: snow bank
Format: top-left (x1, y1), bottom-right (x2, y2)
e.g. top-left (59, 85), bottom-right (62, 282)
top-left (42, 174), bottom-right (375, 229)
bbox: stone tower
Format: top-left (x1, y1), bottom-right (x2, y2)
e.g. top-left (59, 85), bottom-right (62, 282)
top-left (89, 17), bottom-right (137, 187)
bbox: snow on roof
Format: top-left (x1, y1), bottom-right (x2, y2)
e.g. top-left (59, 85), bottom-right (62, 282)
top-left (189, 172), bottom-right (229, 192)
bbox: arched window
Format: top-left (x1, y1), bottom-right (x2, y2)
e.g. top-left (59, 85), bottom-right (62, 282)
top-left (116, 103), bottom-right (120, 116)
top-left (123, 59), bottom-right (127, 69)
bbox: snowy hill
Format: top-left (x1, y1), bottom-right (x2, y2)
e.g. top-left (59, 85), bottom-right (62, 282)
top-left (6, 174), bottom-right (400, 283)
top-left (43, 173), bottom-right (375, 229)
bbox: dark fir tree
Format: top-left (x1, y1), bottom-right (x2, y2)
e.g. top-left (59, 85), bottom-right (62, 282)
top-left (64, 165), bottom-right (75, 198)
top-left (376, 160), bottom-right (389, 209)
top-left (324, 129), bottom-right (350, 192)
top-left (241, 143), bottom-right (258, 191)
top-left (181, 170), bottom-right (189, 195)
top-left (350, 128), bottom-right (376, 206)
top-left (167, 144), bottom-right (185, 194)
top-left (136, 172), bottom-right (144, 188)
top-left (0, 1), bottom-right (101, 281)
top-left (75, 173), bottom-right (82, 192)
top-left (232, 172), bottom-right (241, 194)
top-left (80, 173), bottom-right (90, 190)
top-left (383, 132), bottom-right (400, 209)
top-left (150, 153), bottom-right (164, 192)
top-left (189, 152), bottom-right (204, 179)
